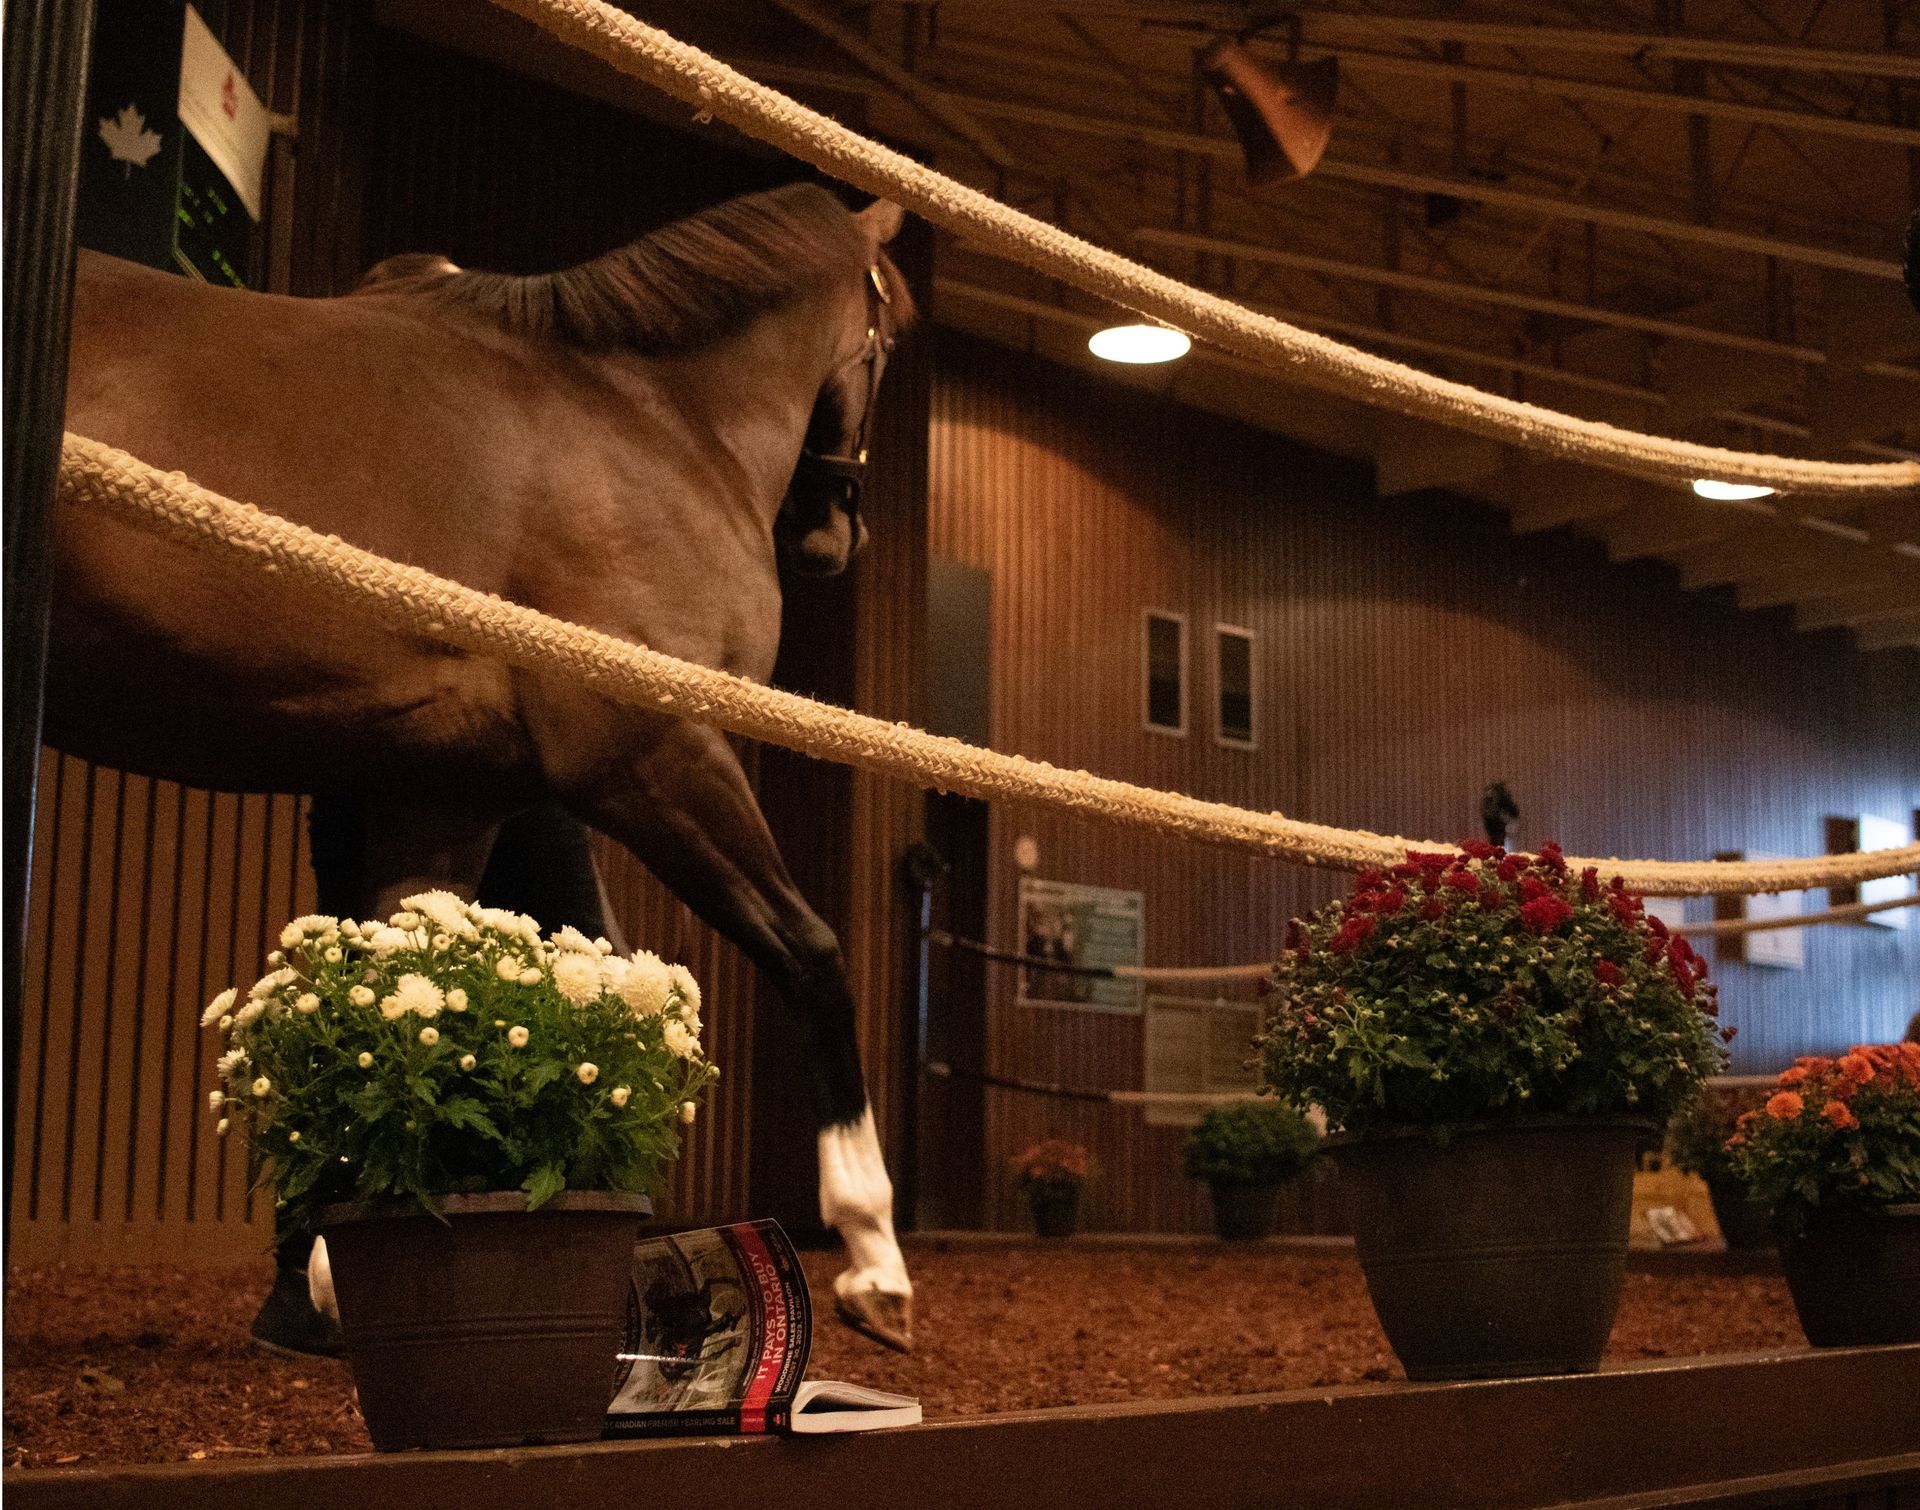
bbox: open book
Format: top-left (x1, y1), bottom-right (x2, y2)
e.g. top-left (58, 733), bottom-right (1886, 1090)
top-left (605, 1219), bottom-right (921, 1437)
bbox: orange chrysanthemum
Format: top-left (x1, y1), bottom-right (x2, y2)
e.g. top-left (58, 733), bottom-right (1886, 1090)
top-left (1821, 1099), bottom-right (1859, 1131)
top-left (1765, 1091), bottom-right (1805, 1120)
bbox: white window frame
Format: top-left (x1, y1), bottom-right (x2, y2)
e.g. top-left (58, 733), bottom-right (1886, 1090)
top-left (1213, 622), bottom-right (1257, 751)
top-left (1141, 609), bottom-right (1188, 737)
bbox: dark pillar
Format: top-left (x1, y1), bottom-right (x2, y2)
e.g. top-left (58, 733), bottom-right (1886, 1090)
top-left (4, 0), bottom-right (98, 1249)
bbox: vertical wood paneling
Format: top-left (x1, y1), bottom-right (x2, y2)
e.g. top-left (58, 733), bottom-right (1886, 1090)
top-left (928, 328), bottom-right (1920, 1236)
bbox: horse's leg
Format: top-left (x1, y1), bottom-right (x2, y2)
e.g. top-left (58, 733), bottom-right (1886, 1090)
top-left (301, 796), bottom-right (502, 1327)
top-left (478, 802), bottom-right (627, 951)
top-left (562, 721), bottom-right (913, 1351)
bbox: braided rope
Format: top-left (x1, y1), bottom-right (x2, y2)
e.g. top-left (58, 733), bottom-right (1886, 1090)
top-left (483, 0), bottom-right (1918, 501)
top-left (59, 433), bottom-right (1920, 896)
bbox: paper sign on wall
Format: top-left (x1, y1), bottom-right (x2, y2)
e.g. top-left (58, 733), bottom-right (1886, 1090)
top-left (1142, 996), bottom-right (1263, 1127)
top-left (1857, 814), bottom-right (1914, 931)
top-left (1016, 877), bottom-right (1144, 1014)
top-left (178, 5), bottom-right (269, 220)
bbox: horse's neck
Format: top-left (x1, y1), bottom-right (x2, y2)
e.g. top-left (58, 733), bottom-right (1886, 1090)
top-left (625, 286), bottom-right (850, 532)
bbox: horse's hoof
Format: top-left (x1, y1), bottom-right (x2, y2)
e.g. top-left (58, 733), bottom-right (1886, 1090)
top-left (249, 1264), bottom-right (344, 1359)
top-left (834, 1280), bottom-right (914, 1353)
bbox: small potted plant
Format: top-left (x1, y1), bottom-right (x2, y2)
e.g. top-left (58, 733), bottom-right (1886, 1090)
top-left (1183, 1100), bottom-right (1320, 1241)
top-left (1723, 1043), bottom-right (1920, 1346)
top-left (1012, 1139), bottom-right (1089, 1237)
top-left (1665, 1086), bottom-right (1773, 1249)
top-left (1262, 841), bottom-right (1728, 1381)
top-left (204, 893), bottom-right (716, 1450)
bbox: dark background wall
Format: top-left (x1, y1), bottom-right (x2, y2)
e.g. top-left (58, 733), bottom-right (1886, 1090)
top-left (927, 329), bottom-right (1920, 1235)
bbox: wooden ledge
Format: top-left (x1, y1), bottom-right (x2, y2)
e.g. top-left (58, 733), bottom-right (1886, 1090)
top-left (6, 1346), bottom-right (1917, 1510)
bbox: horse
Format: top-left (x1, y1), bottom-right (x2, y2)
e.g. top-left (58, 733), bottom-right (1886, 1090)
top-left (53, 183), bottom-right (920, 1350)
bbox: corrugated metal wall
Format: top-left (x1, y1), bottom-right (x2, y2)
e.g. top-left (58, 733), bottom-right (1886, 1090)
top-left (927, 328), bottom-right (1920, 1236)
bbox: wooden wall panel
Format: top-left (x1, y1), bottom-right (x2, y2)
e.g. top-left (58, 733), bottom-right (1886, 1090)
top-left (927, 329), bottom-right (1920, 1236)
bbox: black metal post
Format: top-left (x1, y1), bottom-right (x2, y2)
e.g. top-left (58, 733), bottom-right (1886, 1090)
top-left (4, 0), bottom-right (99, 1255)
top-left (897, 841), bottom-right (945, 1233)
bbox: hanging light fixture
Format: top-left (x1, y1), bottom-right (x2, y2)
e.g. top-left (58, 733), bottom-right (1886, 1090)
top-left (1088, 324), bottom-right (1192, 364)
top-left (1691, 479), bottom-right (1778, 501)
top-left (1198, 36), bottom-right (1338, 186)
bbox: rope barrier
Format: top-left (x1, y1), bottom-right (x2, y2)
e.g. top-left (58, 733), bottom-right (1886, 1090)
top-left (485, 0), bottom-right (1919, 501)
top-left (59, 432), bottom-right (1920, 895)
top-left (933, 891), bottom-right (1920, 987)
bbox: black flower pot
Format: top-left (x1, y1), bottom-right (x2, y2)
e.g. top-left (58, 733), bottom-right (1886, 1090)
top-left (1327, 1116), bottom-right (1649, 1381)
top-left (1208, 1181), bottom-right (1281, 1241)
top-left (1704, 1172), bottom-right (1775, 1250)
top-left (1776, 1204), bottom-right (1920, 1347)
top-left (1028, 1183), bottom-right (1081, 1238)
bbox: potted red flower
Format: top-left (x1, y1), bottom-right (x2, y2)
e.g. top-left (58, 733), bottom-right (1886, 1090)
top-left (1012, 1140), bottom-right (1089, 1238)
top-left (1262, 841), bottom-right (1728, 1380)
top-left (1724, 1043), bottom-right (1920, 1346)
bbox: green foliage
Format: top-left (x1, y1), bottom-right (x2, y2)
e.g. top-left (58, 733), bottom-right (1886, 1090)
top-left (1723, 1044), bottom-right (1920, 1233)
top-left (1260, 843), bottom-right (1727, 1134)
top-left (1665, 1085), bottom-right (1768, 1180)
top-left (1182, 1100), bottom-right (1319, 1185)
top-left (205, 895), bottom-right (716, 1233)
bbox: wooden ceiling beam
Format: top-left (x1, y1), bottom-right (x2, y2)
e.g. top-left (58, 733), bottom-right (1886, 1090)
top-left (924, 3), bottom-right (1920, 80)
top-left (872, 91), bottom-right (1905, 280)
top-left (1852, 613), bottom-right (1920, 652)
top-left (1792, 585), bottom-right (1920, 631)
top-left (1602, 501), bottom-right (1760, 562)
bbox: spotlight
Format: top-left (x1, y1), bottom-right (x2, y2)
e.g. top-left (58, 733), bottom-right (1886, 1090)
top-left (1199, 38), bottom-right (1338, 186)
top-left (1089, 324), bottom-right (1191, 364)
top-left (1690, 479), bottom-right (1778, 501)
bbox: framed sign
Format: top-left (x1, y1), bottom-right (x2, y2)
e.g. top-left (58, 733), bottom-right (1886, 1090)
top-left (1016, 877), bottom-right (1144, 1014)
top-left (1714, 852), bottom-right (1804, 969)
top-left (1142, 996), bottom-right (1264, 1127)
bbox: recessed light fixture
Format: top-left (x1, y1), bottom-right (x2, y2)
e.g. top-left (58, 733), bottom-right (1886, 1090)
top-left (1691, 478), bottom-right (1777, 502)
top-left (1089, 324), bottom-right (1192, 364)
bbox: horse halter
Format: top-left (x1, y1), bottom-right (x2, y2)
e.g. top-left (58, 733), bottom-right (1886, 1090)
top-left (791, 264), bottom-right (895, 522)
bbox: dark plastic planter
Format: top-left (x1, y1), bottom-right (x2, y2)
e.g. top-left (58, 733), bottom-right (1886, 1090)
top-left (1326, 1116), bottom-right (1649, 1382)
top-left (1208, 1180), bottom-right (1281, 1241)
top-left (1029, 1184), bottom-right (1080, 1238)
top-left (1776, 1203), bottom-right (1920, 1347)
top-left (1704, 1172), bottom-right (1775, 1250)
top-left (317, 1190), bottom-right (650, 1450)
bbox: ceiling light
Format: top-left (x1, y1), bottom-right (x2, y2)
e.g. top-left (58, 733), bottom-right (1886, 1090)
top-left (1691, 479), bottom-right (1777, 501)
top-left (1089, 324), bottom-right (1192, 364)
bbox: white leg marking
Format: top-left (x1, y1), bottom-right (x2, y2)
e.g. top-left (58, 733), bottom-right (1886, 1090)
top-left (818, 1108), bottom-right (911, 1299)
top-left (308, 1234), bottom-right (339, 1321)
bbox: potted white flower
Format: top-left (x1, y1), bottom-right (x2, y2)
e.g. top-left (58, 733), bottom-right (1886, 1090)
top-left (205, 892), bottom-right (716, 1450)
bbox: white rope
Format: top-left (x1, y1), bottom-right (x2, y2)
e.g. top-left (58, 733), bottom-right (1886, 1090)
top-left (59, 433), bottom-right (1920, 897)
top-left (483, 0), bottom-right (1919, 501)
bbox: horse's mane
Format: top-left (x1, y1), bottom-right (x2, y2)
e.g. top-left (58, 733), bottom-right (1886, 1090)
top-left (353, 183), bottom-right (914, 351)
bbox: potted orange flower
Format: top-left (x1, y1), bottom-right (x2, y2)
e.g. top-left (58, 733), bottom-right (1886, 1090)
top-left (1012, 1140), bottom-right (1089, 1238)
top-left (1724, 1042), bottom-right (1920, 1346)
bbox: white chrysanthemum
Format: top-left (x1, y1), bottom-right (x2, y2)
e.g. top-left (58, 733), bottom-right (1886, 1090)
top-left (552, 952), bottom-right (604, 1006)
top-left (341, 920), bottom-right (362, 938)
top-left (507, 1025), bottom-right (530, 1048)
top-left (552, 925), bottom-right (598, 956)
top-left (391, 973), bottom-right (444, 1019)
top-left (446, 988), bottom-right (468, 1013)
top-left (610, 1086), bottom-right (631, 1108)
top-left (288, 1130), bottom-right (301, 1143)
top-left (323, 946), bottom-right (343, 964)
top-left (251, 1075), bottom-right (272, 1098)
top-left (419, 1027), bottom-right (440, 1046)
top-left (403, 890), bottom-right (479, 941)
top-left (208, 1090), bottom-right (224, 1111)
top-left (218, 1015), bottom-right (233, 1032)
top-left (216, 1117), bottom-right (230, 1136)
top-left (279, 914), bottom-right (339, 949)
top-left (680, 1101), bottom-right (697, 1125)
top-left (577, 1061), bottom-right (599, 1085)
top-left (357, 1051), bottom-right (373, 1068)
top-left (662, 1018), bottom-right (697, 1061)
top-left (667, 964), bottom-right (701, 1019)
top-left (348, 985), bottom-right (376, 1008)
top-left (612, 951), bottom-right (674, 1018)
top-left (515, 967), bottom-right (539, 986)
top-left (495, 955), bottom-right (524, 983)
top-left (200, 987), bottom-right (238, 1029)
top-left (367, 925), bottom-right (413, 957)
top-left (391, 911), bottom-right (421, 930)
top-left (249, 966), bottom-right (295, 1001)
top-left (217, 1048), bottom-right (248, 1080)
top-left (235, 1000), bottom-right (266, 1028)
top-left (295, 992), bottom-right (319, 1015)
top-left (477, 908), bottom-right (542, 945)
top-left (459, 1053), bottom-right (476, 1071)
top-left (595, 937), bottom-right (613, 955)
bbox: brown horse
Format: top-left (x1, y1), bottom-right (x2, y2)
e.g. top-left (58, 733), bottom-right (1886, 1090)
top-left (54, 184), bottom-right (919, 1349)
